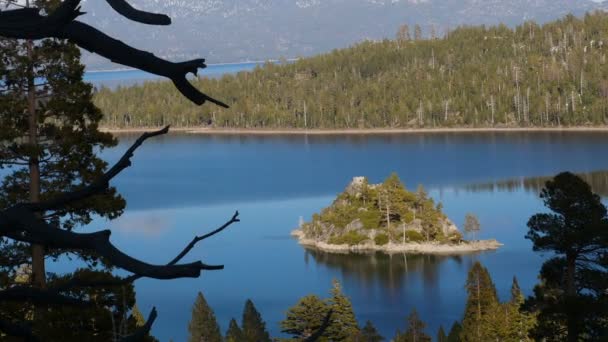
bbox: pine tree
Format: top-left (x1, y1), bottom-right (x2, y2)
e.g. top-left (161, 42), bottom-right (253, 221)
top-left (0, 1), bottom-right (125, 337)
top-left (326, 279), bottom-right (360, 340)
top-left (510, 276), bottom-right (522, 304)
top-left (188, 292), bottom-right (222, 342)
top-left (241, 299), bottom-right (271, 342)
top-left (526, 172), bottom-right (608, 341)
top-left (394, 309), bottom-right (431, 342)
top-left (225, 318), bottom-right (243, 342)
top-left (281, 294), bottom-right (330, 339)
top-left (460, 262), bottom-right (498, 341)
top-left (446, 321), bottom-right (462, 342)
top-left (358, 320), bottom-right (384, 342)
top-left (437, 325), bottom-right (447, 342)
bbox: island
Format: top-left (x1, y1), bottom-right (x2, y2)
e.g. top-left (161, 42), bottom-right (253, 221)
top-left (291, 173), bottom-right (502, 254)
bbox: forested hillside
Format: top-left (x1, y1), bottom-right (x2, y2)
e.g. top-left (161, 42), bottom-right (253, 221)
top-left (95, 12), bottom-right (608, 129)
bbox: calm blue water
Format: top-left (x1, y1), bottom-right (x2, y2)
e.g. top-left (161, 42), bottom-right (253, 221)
top-left (74, 132), bottom-right (608, 341)
top-left (84, 62), bottom-right (263, 88)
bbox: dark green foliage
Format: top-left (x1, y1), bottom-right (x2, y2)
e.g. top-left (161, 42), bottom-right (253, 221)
top-left (9, 269), bottom-right (157, 341)
top-left (358, 320), bottom-right (384, 342)
top-left (281, 295), bottom-right (330, 340)
top-left (329, 231), bottom-right (369, 246)
top-left (188, 292), bottom-right (222, 342)
top-left (446, 321), bottom-right (462, 342)
top-left (460, 262), bottom-right (498, 341)
top-left (458, 266), bottom-right (535, 341)
top-left (525, 172), bottom-right (608, 341)
top-left (405, 231), bottom-right (424, 242)
top-left (241, 299), bottom-right (271, 342)
top-left (97, 13), bottom-right (608, 129)
top-left (225, 318), bottom-right (242, 342)
top-left (374, 233), bottom-right (389, 246)
top-left (437, 325), bottom-right (447, 342)
top-left (394, 309), bottom-right (431, 342)
top-left (0, 0), bottom-right (126, 338)
top-left (326, 279), bottom-right (359, 340)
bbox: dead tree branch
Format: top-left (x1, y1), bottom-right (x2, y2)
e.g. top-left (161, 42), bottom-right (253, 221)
top-left (105, 0), bottom-right (170, 25)
top-left (51, 211), bottom-right (241, 290)
top-left (119, 307), bottom-right (158, 342)
top-left (0, 1), bottom-right (229, 106)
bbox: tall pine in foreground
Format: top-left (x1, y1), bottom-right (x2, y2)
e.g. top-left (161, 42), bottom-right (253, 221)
top-left (525, 172), bottom-right (608, 341)
top-left (188, 292), bottom-right (222, 342)
top-left (327, 279), bottom-right (360, 340)
top-left (0, 0), bottom-right (126, 338)
top-left (460, 262), bottom-right (498, 341)
top-left (241, 299), bottom-right (271, 342)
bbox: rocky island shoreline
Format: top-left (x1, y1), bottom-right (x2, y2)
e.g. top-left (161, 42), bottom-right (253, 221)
top-left (293, 174), bottom-right (502, 255)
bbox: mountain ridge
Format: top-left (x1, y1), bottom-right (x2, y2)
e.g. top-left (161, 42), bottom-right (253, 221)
top-left (78, 0), bottom-right (607, 69)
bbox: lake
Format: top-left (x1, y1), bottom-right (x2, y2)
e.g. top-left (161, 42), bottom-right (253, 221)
top-left (70, 131), bottom-right (608, 341)
top-left (84, 61), bottom-right (265, 88)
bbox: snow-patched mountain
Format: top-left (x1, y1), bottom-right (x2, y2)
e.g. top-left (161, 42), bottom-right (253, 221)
top-left (78, 0), bottom-right (607, 69)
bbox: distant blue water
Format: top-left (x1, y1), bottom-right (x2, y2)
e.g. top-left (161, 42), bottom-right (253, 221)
top-left (59, 131), bottom-right (607, 342)
top-left (84, 61), bottom-right (264, 88)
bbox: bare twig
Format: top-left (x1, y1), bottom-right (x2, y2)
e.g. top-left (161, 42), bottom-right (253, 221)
top-left (0, 209), bottom-right (218, 279)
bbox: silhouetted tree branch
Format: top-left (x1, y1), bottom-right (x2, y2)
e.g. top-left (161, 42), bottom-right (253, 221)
top-left (119, 307), bottom-right (158, 342)
top-left (105, 0), bottom-right (170, 25)
top-left (50, 211), bottom-right (240, 291)
top-left (0, 0), bottom-right (229, 106)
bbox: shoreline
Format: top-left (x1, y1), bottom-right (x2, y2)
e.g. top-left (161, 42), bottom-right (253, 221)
top-left (291, 230), bottom-right (503, 255)
top-left (100, 126), bottom-right (608, 135)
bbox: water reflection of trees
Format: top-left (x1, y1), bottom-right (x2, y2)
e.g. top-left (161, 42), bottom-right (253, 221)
top-left (463, 170), bottom-right (608, 197)
top-left (304, 248), bottom-right (475, 297)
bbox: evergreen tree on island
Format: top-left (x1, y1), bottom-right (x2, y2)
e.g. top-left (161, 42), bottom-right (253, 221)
top-left (188, 292), bottom-right (222, 342)
top-left (241, 299), bottom-right (271, 342)
top-left (299, 174), bottom-right (463, 247)
top-left (525, 172), bottom-right (608, 341)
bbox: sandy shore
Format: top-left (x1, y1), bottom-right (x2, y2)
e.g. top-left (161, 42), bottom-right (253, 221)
top-left (291, 229), bottom-right (502, 255)
top-left (100, 126), bottom-right (608, 135)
